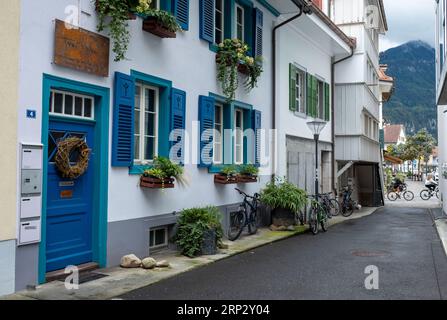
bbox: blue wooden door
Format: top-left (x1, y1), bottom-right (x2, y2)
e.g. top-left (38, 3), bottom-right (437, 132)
top-left (46, 119), bottom-right (95, 272)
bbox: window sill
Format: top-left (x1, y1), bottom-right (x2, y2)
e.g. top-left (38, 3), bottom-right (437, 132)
top-left (129, 164), bottom-right (153, 175)
top-left (294, 111), bottom-right (308, 119)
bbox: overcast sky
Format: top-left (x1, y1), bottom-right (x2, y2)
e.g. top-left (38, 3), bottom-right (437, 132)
top-left (380, 0), bottom-right (436, 52)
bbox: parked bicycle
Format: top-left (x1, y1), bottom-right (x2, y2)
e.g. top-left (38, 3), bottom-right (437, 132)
top-left (307, 195), bottom-right (329, 235)
top-left (420, 186), bottom-right (439, 201)
top-left (340, 186), bottom-right (355, 217)
top-left (228, 188), bottom-right (261, 241)
top-left (386, 184), bottom-right (414, 201)
top-left (320, 192), bottom-right (340, 218)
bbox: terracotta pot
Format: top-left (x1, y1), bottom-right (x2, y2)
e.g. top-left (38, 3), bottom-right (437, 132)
top-left (214, 174), bottom-right (238, 185)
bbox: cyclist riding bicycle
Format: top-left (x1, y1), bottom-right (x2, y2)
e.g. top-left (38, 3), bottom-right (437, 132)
top-left (425, 174), bottom-right (438, 192)
top-left (392, 174), bottom-right (404, 192)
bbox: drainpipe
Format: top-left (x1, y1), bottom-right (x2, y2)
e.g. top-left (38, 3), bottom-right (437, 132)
top-left (272, 1), bottom-right (312, 182)
top-left (331, 47), bottom-right (354, 195)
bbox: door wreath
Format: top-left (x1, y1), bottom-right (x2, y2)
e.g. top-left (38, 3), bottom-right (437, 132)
top-left (55, 137), bottom-right (91, 179)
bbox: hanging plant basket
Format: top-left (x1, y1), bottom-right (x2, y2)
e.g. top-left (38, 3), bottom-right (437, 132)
top-left (214, 174), bottom-right (238, 185)
top-left (238, 175), bottom-right (258, 183)
top-left (237, 63), bottom-right (250, 76)
top-left (140, 176), bottom-right (175, 189)
top-left (215, 54), bottom-right (249, 75)
top-left (143, 17), bottom-right (177, 38)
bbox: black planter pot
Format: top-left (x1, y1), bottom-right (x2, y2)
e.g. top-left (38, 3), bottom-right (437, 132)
top-left (271, 208), bottom-right (296, 227)
top-left (201, 229), bottom-right (217, 255)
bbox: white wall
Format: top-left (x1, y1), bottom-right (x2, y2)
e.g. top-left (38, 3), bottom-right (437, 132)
top-left (275, 20), bottom-right (335, 178)
top-left (18, 0), bottom-right (276, 223)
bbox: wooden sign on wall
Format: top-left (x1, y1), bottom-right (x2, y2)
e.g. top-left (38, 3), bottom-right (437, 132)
top-left (54, 19), bottom-right (110, 77)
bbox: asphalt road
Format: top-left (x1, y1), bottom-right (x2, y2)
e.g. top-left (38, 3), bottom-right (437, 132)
top-left (120, 206), bottom-right (447, 300)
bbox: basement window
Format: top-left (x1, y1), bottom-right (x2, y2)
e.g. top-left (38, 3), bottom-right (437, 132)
top-left (149, 227), bottom-right (168, 250)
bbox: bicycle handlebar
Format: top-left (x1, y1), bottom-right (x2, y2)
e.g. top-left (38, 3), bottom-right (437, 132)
top-left (235, 188), bottom-right (259, 200)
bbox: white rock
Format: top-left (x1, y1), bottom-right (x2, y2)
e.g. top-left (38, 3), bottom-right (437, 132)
top-left (141, 257), bottom-right (157, 269)
top-left (120, 254), bottom-right (141, 268)
top-left (155, 260), bottom-right (170, 268)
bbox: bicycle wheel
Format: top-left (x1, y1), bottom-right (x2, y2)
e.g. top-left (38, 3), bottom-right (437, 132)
top-left (420, 189), bottom-right (431, 201)
top-left (309, 208), bottom-right (319, 235)
top-left (248, 208), bottom-right (260, 235)
top-left (341, 201), bottom-right (354, 217)
top-left (329, 199), bottom-right (340, 216)
top-left (403, 191), bottom-right (414, 201)
top-left (387, 192), bottom-right (398, 202)
top-left (228, 210), bottom-right (245, 241)
top-left (320, 209), bottom-right (328, 232)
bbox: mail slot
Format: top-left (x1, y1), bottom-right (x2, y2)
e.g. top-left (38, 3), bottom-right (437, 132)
top-left (19, 219), bottom-right (41, 245)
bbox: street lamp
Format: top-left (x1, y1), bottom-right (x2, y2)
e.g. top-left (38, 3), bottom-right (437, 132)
top-left (306, 120), bottom-right (327, 200)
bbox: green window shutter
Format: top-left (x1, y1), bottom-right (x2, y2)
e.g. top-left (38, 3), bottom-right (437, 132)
top-left (306, 73), bottom-right (312, 116)
top-left (289, 64), bottom-right (297, 111)
top-left (324, 82), bottom-right (330, 121)
top-left (314, 77), bottom-right (318, 118)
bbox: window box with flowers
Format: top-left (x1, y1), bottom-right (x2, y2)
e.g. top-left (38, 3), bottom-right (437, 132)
top-left (95, 0), bottom-right (181, 61)
top-left (216, 39), bottom-right (263, 101)
top-left (214, 165), bottom-right (239, 185)
top-left (142, 9), bottom-right (182, 38)
top-left (139, 157), bottom-right (185, 189)
top-left (237, 164), bottom-right (259, 183)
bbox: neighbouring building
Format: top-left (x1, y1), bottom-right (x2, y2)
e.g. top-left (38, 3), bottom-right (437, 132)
top-left (436, 0), bottom-right (447, 214)
top-left (378, 64), bottom-right (394, 129)
top-left (275, 1), bottom-right (354, 197)
top-left (383, 124), bottom-right (406, 172)
top-left (0, 1), bottom-right (20, 296)
top-left (331, 0), bottom-right (388, 207)
top-left (383, 124), bottom-right (406, 150)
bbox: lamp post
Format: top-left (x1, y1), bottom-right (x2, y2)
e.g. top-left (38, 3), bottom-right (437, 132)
top-left (306, 120), bottom-right (327, 201)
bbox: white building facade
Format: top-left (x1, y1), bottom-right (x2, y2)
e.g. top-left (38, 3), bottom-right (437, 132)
top-left (331, 0), bottom-right (388, 206)
top-left (275, 1), bottom-right (353, 196)
top-left (1, 0), bottom-right (355, 296)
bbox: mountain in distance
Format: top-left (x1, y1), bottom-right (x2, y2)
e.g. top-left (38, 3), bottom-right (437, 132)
top-left (379, 40), bottom-right (437, 140)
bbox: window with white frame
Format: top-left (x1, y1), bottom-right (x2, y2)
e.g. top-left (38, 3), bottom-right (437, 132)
top-left (50, 90), bottom-right (94, 120)
top-left (149, 227), bottom-right (168, 250)
top-left (214, 103), bottom-right (224, 164)
top-left (234, 109), bottom-right (244, 164)
top-left (134, 84), bottom-right (159, 164)
top-left (295, 69), bottom-right (306, 114)
top-left (235, 4), bottom-right (244, 42)
top-left (214, 0), bottom-right (225, 45)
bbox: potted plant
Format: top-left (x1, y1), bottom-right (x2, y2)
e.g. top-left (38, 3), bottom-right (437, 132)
top-left (174, 206), bottom-right (224, 257)
top-left (214, 165), bottom-right (239, 184)
top-left (238, 164), bottom-right (259, 183)
top-left (259, 178), bottom-right (307, 227)
top-left (142, 9), bottom-right (182, 38)
top-left (140, 156), bottom-right (184, 189)
top-left (216, 39), bottom-right (264, 100)
top-left (95, 0), bottom-right (152, 61)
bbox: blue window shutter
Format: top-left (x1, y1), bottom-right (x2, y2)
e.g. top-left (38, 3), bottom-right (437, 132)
top-left (170, 88), bottom-right (186, 164)
top-left (173, 0), bottom-right (189, 30)
top-left (198, 95), bottom-right (215, 167)
top-left (251, 109), bottom-right (262, 166)
top-left (253, 8), bottom-right (263, 58)
top-left (200, 0), bottom-right (215, 43)
top-left (112, 72), bottom-right (135, 167)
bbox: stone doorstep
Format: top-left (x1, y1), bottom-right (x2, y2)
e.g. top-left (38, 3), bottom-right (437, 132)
top-left (4, 207), bottom-right (378, 300)
top-left (45, 262), bottom-right (99, 283)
